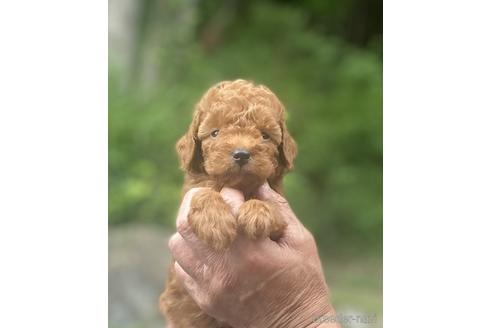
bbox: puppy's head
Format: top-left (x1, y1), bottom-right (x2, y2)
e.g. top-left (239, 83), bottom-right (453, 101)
top-left (177, 80), bottom-right (297, 192)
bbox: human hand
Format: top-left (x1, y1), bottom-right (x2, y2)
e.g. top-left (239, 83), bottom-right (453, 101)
top-left (168, 183), bottom-right (339, 328)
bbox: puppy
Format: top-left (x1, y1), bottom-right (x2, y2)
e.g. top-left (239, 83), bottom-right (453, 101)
top-left (159, 79), bottom-right (297, 328)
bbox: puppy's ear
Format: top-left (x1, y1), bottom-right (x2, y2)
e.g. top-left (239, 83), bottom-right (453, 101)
top-left (279, 121), bottom-right (297, 171)
top-left (176, 110), bottom-right (203, 173)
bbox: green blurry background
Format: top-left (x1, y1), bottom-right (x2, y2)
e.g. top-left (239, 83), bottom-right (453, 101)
top-left (109, 0), bottom-right (382, 327)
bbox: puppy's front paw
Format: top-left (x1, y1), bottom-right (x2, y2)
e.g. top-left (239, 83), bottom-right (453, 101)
top-left (188, 189), bottom-right (237, 250)
top-left (237, 200), bottom-right (286, 240)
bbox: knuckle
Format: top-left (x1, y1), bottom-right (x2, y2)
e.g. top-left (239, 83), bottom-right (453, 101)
top-left (265, 189), bottom-right (287, 204)
top-left (186, 187), bottom-right (204, 197)
top-left (207, 287), bottom-right (222, 308)
top-left (196, 295), bottom-right (213, 313)
top-left (177, 217), bottom-right (195, 236)
top-left (189, 263), bottom-right (203, 280)
top-left (299, 231), bottom-right (317, 251)
top-left (304, 230), bottom-right (315, 243)
top-left (184, 187), bottom-right (207, 204)
top-left (220, 274), bottom-right (236, 291)
top-left (301, 231), bottom-right (316, 245)
top-left (168, 234), bottom-right (181, 252)
top-left (275, 193), bottom-right (288, 204)
top-left (221, 188), bottom-right (245, 204)
top-left (176, 217), bottom-right (188, 233)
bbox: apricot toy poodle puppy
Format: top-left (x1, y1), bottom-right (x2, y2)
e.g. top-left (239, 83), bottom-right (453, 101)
top-left (159, 79), bottom-right (297, 328)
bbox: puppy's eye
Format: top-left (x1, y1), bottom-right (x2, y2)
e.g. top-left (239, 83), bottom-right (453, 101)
top-left (261, 132), bottom-right (270, 140)
top-left (211, 129), bottom-right (219, 138)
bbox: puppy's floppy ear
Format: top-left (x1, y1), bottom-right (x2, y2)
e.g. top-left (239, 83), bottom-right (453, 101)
top-left (176, 110), bottom-right (203, 173)
top-left (279, 120), bottom-right (297, 171)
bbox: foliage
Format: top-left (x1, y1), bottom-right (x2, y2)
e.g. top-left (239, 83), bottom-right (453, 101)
top-left (109, 1), bottom-right (382, 252)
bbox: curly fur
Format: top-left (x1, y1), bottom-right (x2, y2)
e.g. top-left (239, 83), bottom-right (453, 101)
top-left (159, 79), bottom-right (297, 328)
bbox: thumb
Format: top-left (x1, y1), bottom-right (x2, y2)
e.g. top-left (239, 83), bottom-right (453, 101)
top-left (256, 182), bottom-right (301, 228)
top-left (220, 187), bottom-right (245, 216)
top-left (256, 182), bottom-right (289, 206)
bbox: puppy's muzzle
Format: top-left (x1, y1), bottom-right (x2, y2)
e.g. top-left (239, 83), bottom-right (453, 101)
top-left (232, 149), bottom-right (250, 166)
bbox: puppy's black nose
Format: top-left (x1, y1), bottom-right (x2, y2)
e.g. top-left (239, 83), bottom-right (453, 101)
top-left (232, 149), bottom-right (250, 166)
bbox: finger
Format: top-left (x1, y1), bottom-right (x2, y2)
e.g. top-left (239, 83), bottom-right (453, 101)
top-left (256, 182), bottom-right (288, 204)
top-left (256, 182), bottom-right (308, 246)
top-left (176, 187), bottom-right (207, 230)
top-left (174, 262), bottom-right (200, 298)
top-left (256, 182), bottom-right (300, 226)
top-left (168, 233), bottom-right (205, 281)
top-left (175, 188), bottom-right (212, 249)
top-left (220, 187), bottom-right (245, 216)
